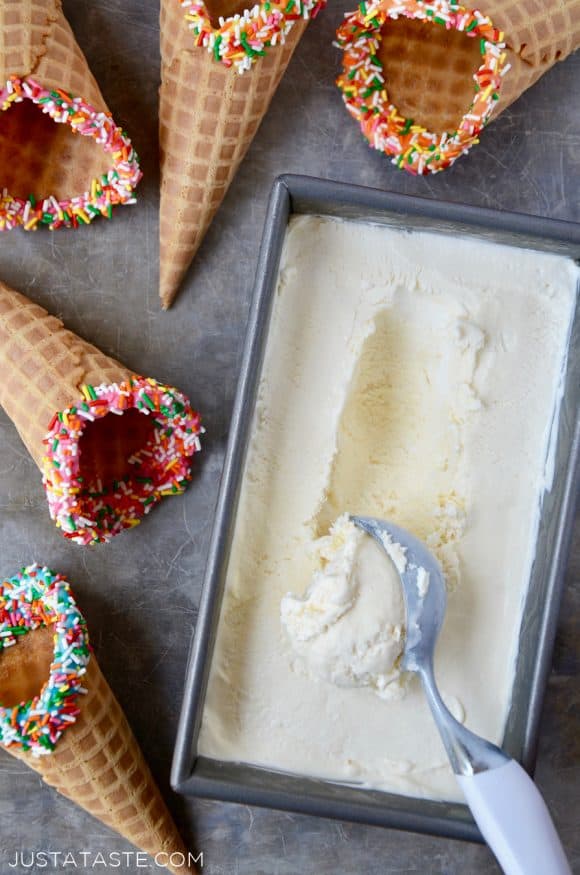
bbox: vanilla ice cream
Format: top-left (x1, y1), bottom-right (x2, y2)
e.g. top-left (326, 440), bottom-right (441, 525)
top-left (198, 215), bottom-right (578, 801)
top-left (281, 514), bottom-right (406, 699)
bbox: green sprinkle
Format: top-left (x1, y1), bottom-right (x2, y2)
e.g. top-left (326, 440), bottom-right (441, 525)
top-left (28, 194), bottom-right (36, 207)
top-left (142, 393), bottom-right (156, 411)
top-left (240, 32), bottom-right (264, 56)
top-left (466, 19), bottom-right (477, 31)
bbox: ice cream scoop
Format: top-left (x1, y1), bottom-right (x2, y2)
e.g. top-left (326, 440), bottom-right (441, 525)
top-left (352, 515), bottom-right (571, 875)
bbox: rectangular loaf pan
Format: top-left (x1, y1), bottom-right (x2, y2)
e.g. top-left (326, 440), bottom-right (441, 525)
top-left (173, 175), bottom-right (580, 842)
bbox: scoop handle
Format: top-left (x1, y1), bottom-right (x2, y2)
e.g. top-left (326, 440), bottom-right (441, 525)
top-left (457, 759), bottom-right (571, 875)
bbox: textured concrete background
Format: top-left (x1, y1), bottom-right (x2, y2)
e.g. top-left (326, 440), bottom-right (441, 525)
top-left (0, 1), bottom-right (578, 873)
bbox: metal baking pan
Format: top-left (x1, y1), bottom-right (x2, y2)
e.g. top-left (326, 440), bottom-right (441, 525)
top-left (173, 175), bottom-right (580, 842)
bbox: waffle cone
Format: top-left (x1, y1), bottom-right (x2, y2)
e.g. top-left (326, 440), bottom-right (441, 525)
top-left (376, 0), bottom-right (580, 135)
top-left (0, 0), bottom-right (110, 203)
top-left (0, 280), bottom-right (132, 471)
top-left (0, 0), bottom-right (141, 227)
top-left (1, 628), bottom-right (196, 874)
top-left (0, 280), bottom-right (202, 545)
top-left (159, 0), bottom-right (307, 309)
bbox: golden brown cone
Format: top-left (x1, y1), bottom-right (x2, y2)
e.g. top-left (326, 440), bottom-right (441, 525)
top-left (0, 280), bottom-right (132, 471)
top-left (1, 628), bottom-right (197, 874)
top-left (0, 0), bottom-right (110, 201)
top-left (377, 0), bottom-right (580, 135)
top-left (159, 0), bottom-right (307, 309)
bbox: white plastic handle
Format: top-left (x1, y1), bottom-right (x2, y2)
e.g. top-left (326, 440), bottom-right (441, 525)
top-left (457, 760), bottom-right (572, 875)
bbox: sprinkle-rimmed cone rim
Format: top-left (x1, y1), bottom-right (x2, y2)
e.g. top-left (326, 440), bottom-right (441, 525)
top-left (42, 376), bottom-right (202, 546)
top-left (336, 0), bottom-right (507, 174)
top-left (0, 76), bottom-right (141, 231)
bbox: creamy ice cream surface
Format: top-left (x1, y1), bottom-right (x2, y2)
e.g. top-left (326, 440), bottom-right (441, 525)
top-left (198, 215), bottom-right (578, 801)
top-left (281, 514), bottom-right (406, 699)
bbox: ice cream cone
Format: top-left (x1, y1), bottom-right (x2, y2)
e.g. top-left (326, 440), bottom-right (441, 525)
top-left (0, 566), bottom-right (197, 875)
top-left (0, 280), bottom-right (203, 545)
top-left (0, 0), bottom-right (141, 231)
top-left (336, 0), bottom-right (580, 174)
top-left (159, 0), bottom-right (323, 309)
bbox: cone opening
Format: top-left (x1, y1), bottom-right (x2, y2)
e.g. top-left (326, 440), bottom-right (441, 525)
top-left (336, 0), bottom-right (507, 175)
top-left (203, 0), bottom-right (253, 28)
top-left (0, 566), bottom-right (90, 757)
top-left (42, 376), bottom-right (203, 546)
top-left (179, 0), bottom-right (325, 72)
top-left (0, 625), bottom-right (55, 708)
top-left (0, 95), bottom-right (110, 202)
top-left (0, 77), bottom-right (142, 231)
top-left (376, 18), bottom-right (482, 135)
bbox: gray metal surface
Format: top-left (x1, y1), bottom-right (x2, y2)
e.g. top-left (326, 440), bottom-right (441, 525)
top-left (173, 175), bottom-right (580, 844)
top-left (0, 0), bottom-right (577, 873)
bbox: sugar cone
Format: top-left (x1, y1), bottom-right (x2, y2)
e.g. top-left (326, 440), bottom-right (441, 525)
top-left (0, 0), bottom-right (141, 230)
top-left (0, 280), bottom-right (202, 544)
top-left (159, 0), bottom-right (308, 309)
top-left (482, 0), bottom-right (580, 109)
top-left (377, 0), bottom-right (580, 134)
top-left (0, 569), bottom-right (197, 875)
top-left (337, 0), bottom-right (580, 173)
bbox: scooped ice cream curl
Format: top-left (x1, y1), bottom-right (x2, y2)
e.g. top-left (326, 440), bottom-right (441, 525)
top-left (281, 514), bottom-right (407, 700)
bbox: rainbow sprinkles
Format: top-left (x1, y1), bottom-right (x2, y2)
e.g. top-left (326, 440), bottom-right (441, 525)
top-left (42, 376), bottom-right (203, 546)
top-left (180, 0), bottom-right (326, 72)
top-left (0, 566), bottom-right (90, 757)
top-left (336, 0), bottom-right (508, 174)
top-left (0, 76), bottom-right (142, 231)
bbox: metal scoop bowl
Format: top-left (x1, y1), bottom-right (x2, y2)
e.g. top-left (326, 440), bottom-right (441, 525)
top-left (352, 515), bottom-right (571, 875)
